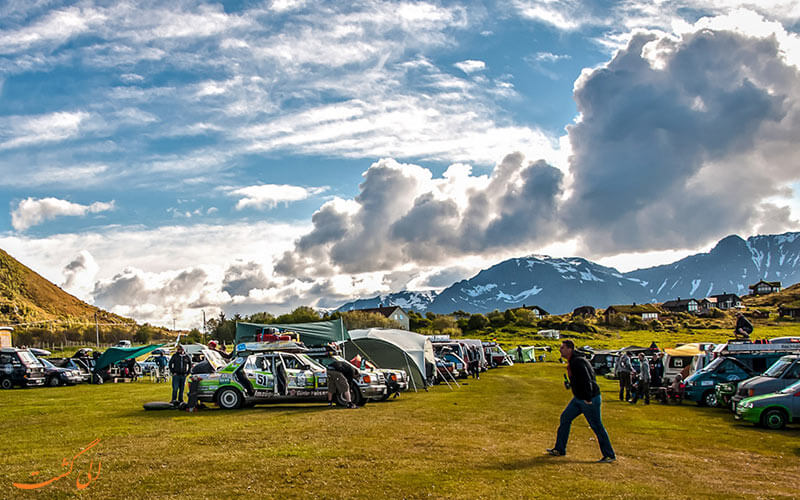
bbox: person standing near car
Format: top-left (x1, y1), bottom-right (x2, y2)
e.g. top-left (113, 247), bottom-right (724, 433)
top-left (547, 340), bottom-right (616, 463)
top-left (614, 351), bottom-right (633, 401)
top-left (169, 345), bottom-right (192, 405)
top-left (733, 312), bottom-right (753, 340)
top-left (630, 353), bottom-right (650, 405)
top-left (326, 357), bottom-right (360, 409)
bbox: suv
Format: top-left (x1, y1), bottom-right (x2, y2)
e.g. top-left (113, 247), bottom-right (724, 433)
top-left (731, 355), bottom-right (800, 408)
top-left (683, 356), bottom-right (756, 407)
top-left (0, 348), bottom-right (46, 388)
top-left (735, 379), bottom-right (800, 429)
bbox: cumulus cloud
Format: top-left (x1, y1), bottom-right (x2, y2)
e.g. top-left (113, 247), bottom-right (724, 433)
top-left (226, 184), bottom-right (329, 210)
top-left (564, 25), bottom-right (800, 254)
top-left (275, 154), bottom-right (564, 277)
top-left (454, 59), bottom-right (486, 74)
top-left (222, 261), bottom-right (273, 297)
top-left (11, 197), bottom-right (115, 231)
top-left (61, 250), bottom-right (99, 297)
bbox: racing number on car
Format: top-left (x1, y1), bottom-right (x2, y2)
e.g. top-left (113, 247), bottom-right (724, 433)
top-left (255, 373), bottom-right (269, 387)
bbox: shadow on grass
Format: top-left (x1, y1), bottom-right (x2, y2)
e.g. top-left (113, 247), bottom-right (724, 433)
top-left (129, 404), bottom-right (332, 418)
top-left (491, 455), bottom-right (600, 470)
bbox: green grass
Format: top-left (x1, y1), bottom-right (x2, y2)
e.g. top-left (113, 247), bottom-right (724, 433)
top-left (2, 363), bottom-right (798, 499)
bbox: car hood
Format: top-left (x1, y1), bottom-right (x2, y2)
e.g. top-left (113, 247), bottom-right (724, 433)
top-left (737, 376), bottom-right (773, 389)
top-left (741, 392), bottom-right (789, 406)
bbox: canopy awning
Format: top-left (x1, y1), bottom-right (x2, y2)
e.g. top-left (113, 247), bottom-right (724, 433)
top-left (235, 318), bottom-right (349, 346)
top-left (93, 344), bottom-right (164, 372)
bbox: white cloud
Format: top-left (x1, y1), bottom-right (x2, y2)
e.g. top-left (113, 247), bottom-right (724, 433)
top-left (226, 184), bottom-right (329, 210)
top-left (0, 164), bottom-right (109, 188)
top-left (0, 6), bottom-right (107, 55)
top-left (0, 111), bottom-right (90, 150)
top-left (11, 197), bottom-right (115, 231)
top-left (454, 59), bottom-right (486, 74)
top-left (61, 250), bottom-right (99, 299)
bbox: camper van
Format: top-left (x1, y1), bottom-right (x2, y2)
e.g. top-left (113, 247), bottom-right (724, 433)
top-left (662, 343), bottom-right (715, 385)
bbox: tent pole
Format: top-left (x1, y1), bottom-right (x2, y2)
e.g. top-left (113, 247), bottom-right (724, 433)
top-left (404, 353), bottom-right (418, 393)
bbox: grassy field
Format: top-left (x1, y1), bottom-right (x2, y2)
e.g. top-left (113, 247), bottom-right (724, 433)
top-left (2, 362), bottom-right (798, 500)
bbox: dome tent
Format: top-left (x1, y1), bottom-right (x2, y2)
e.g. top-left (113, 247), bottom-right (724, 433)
top-left (343, 328), bottom-right (435, 389)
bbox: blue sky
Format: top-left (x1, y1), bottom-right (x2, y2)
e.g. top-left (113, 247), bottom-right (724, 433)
top-left (1, 0), bottom-right (800, 328)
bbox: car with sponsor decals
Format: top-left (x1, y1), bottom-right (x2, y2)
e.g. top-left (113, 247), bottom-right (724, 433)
top-left (0, 347), bottom-right (46, 389)
top-left (193, 342), bottom-right (378, 409)
top-left (735, 379), bottom-right (800, 430)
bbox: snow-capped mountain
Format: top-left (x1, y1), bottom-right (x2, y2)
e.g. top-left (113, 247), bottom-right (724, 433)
top-left (427, 256), bottom-right (646, 314)
top-left (337, 290), bottom-right (439, 312)
top-left (336, 232), bottom-right (800, 315)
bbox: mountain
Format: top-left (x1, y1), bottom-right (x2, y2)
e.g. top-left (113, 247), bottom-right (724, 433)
top-left (336, 231), bottom-right (800, 315)
top-left (337, 290), bottom-right (439, 312)
top-left (0, 248), bottom-right (129, 326)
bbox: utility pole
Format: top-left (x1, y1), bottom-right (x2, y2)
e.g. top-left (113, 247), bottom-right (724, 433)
top-left (95, 311), bottom-right (99, 347)
top-left (202, 310), bottom-right (206, 344)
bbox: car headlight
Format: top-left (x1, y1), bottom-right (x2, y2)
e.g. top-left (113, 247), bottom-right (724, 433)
top-left (741, 401), bottom-right (754, 409)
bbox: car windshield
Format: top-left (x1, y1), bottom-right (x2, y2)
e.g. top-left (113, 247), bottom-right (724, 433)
top-left (296, 353), bottom-right (324, 371)
top-left (763, 358), bottom-right (793, 378)
top-left (19, 351), bottom-right (43, 367)
top-left (697, 357), bottom-right (724, 373)
top-left (39, 358), bottom-right (55, 368)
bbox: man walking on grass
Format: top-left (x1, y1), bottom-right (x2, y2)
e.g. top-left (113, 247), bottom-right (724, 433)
top-left (547, 340), bottom-right (616, 463)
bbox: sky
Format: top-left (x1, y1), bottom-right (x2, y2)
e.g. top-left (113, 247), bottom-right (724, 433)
top-left (1, 0), bottom-right (800, 329)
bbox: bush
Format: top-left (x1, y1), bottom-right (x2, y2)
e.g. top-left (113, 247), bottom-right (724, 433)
top-left (467, 314), bottom-right (489, 331)
top-left (340, 311), bottom-right (402, 330)
top-left (431, 316), bottom-right (460, 334)
top-left (514, 309), bottom-right (537, 327)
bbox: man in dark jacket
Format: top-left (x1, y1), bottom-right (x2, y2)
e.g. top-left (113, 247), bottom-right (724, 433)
top-left (169, 345), bottom-right (192, 405)
top-left (547, 340), bottom-right (616, 462)
top-left (327, 358), bottom-right (360, 409)
top-left (734, 312), bottom-right (753, 340)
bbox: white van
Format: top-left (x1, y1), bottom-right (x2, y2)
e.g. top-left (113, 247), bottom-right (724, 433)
top-left (663, 343), bottom-right (715, 384)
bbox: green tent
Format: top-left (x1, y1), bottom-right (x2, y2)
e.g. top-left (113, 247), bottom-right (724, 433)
top-left (510, 345), bottom-right (541, 363)
top-left (235, 318), bottom-right (349, 346)
top-left (93, 344), bottom-right (165, 372)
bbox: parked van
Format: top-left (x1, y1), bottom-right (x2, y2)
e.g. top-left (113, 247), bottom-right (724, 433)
top-left (683, 356), bottom-right (756, 407)
top-left (663, 343), bottom-right (715, 384)
top-left (0, 347), bottom-right (46, 388)
top-left (731, 354), bottom-right (800, 408)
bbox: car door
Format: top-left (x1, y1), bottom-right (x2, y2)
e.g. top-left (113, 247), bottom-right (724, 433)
top-left (279, 353), bottom-right (306, 391)
top-left (249, 355), bottom-right (274, 393)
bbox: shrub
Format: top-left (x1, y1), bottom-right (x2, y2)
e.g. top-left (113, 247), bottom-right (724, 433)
top-left (467, 314), bottom-right (490, 331)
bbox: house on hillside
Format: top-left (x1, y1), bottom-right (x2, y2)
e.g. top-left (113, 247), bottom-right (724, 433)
top-left (604, 304), bottom-right (660, 322)
top-left (572, 305), bottom-right (596, 318)
top-left (662, 298), bottom-right (699, 314)
top-left (749, 280), bottom-right (782, 296)
top-left (350, 305), bottom-right (410, 330)
top-left (520, 304), bottom-right (549, 319)
top-left (708, 293), bottom-right (742, 310)
top-left (778, 302), bottom-right (800, 319)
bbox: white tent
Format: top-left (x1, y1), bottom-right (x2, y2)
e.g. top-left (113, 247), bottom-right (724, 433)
top-left (346, 328), bottom-right (436, 387)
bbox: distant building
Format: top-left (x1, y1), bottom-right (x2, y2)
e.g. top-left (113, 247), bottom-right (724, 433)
top-left (519, 305), bottom-right (549, 319)
top-left (749, 280), bottom-right (781, 296)
top-left (349, 305), bottom-right (409, 330)
top-left (571, 305), bottom-right (596, 318)
top-left (708, 293), bottom-right (742, 310)
top-left (778, 302), bottom-right (800, 319)
top-left (604, 304), bottom-right (660, 322)
top-left (662, 298), bottom-right (699, 314)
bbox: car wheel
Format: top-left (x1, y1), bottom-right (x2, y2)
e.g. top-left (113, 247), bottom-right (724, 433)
top-left (0, 377), bottom-right (13, 389)
top-left (761, 408), bottom-right (787, 430)
top-left (48, 376), bottom-right (61, 387)
top-left (702, 391), bottom-right (717, 408)
top-left (216, 387), bottom-right (243, 409)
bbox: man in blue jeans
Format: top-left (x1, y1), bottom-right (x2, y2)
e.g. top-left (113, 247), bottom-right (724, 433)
top-left (169, 344), bottom-right (192, 405)
top-left (547, 340), bottom-right (616, 463)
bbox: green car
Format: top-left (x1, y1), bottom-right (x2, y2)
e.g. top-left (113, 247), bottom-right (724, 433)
top-left (735, 379), bottom-right (800, 430)
top-left (194, 350), bottom-right (332, 409)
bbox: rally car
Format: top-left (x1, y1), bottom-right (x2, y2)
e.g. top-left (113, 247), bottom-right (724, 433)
top-left (735, 379), bottom-right (800, 430)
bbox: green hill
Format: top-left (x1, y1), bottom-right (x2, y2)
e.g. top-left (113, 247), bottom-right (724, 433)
top-left (0, 248), bottom-right (130, 327)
